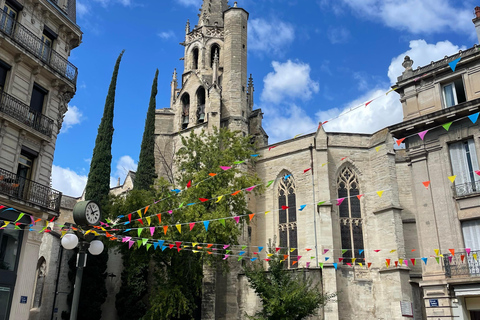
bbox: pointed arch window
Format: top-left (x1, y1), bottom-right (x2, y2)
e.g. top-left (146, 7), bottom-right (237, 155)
top-left (278, 173), bottom-right (297, 268)
top-left (181, 93), bottom-right (190, 129)
top-left (196, 87), bottom-right (206, 124)
top-left (192, 47), bottom-right (199, 70)
top-left (210, 44), bottom-right (220, 68)
top-left (337, 167), bottom-right (364, 264)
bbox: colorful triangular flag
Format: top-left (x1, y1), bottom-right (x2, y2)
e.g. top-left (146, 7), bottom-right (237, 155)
top-left (448, 57), bottom-right (461, 72)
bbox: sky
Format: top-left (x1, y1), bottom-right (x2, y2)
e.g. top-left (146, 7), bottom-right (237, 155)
top-left (52, 0), bottom-right (478, 197)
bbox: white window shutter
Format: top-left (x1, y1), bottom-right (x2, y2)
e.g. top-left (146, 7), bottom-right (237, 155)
top-left (462, 220), bottom-right (480, 251)
top-left (450, 141), bottom-right (469, 186)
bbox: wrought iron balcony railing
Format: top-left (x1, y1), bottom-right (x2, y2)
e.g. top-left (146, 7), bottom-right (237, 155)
top-left (0, 90), bottom-right (54, 137)
top-left (453, 180), bottom-right (480, 197)
top-left (0, 168), bottom-right (62, 213)
top-left (0, 10), bottom-right (78, 85)
top-left (444, 250), bottom-right (480, 278)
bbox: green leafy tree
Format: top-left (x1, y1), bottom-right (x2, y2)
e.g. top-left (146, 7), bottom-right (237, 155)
top-left (76, 50), bottom-right (125, 320)
top-left (134, 69), bottom-right (159, 190)
top-left (113, 128), bottom-right (263, 320)
top-left (243, 240), bottom-right (335, 320)
top-left (85, 50), bottom-right (125, 206)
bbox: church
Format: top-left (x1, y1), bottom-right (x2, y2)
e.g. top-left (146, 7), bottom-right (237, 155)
top-left (152, 1), bottom-right (480, 319)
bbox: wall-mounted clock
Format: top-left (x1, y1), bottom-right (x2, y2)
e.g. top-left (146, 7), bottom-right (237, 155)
top-left (73, 200), bottom-right (102, 226)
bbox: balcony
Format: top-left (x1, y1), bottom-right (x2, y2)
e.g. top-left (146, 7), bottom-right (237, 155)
top-left (453, 181), bottom-right (480, 198)
top-left (0, 90), bottom-right (54, 137)
top-left (444, 250), bottom-right (480, 278)
top-left (0, 168), bottom-right (62, 213)
top-left (0, 10), bottom-right (78, 85)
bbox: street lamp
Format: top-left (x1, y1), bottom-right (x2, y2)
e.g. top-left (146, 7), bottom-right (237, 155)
top-left (62, 200), bottom-right (105, 320)
top-left (61, 232), bottom-right (104, 320)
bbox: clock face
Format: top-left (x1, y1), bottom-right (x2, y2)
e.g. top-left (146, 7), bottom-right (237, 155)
top-left (85, 202), bottom-right (101, 225)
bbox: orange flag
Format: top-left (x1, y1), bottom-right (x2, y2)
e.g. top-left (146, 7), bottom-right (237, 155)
top-left (386, 259), bottom-right (391, 268)
top-left (292, 261), bottom-right (298, 265)
top-left (157, 214), bottom-right (161, 224)
top-left (396, 138), bottom-right (405, 146)
top-left (163, 226), bottom-right (168, 235)
top-left (249, 213), bottom-right (255, 221)
top-left (449, 249), bottom-right (455, 256)
top-left (423, 181), bottom-right (430, 189)
top-left (209, 173), bottom-right (217, 177)
top-left (231, 190), bottom-right (241, 196)
top-left (284, 254), bottom-right (289, 260)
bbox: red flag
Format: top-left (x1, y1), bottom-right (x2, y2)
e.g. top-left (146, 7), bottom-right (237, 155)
top-left (128, 213), bottom-right (132, 223)
top-left (374, 250), bottom-right (381, 252)
top-left (268, 146), bottom-right (277, 151)
top-left (50, 217), bottom-right (55, 222)
top-left (341, 157), bottom-right (347, 161)
top-left (423, 181), bottom-right (430, 189)
top-left (137, 219), bottom-right (144, 225)
top-left (303, 168), bottom-right (311, 174)
top-left (396, 138), bottom-right (405, 146)
top-left (365, 100), bottom-right (373, 107)
top-left (347, 263), bottom-right (352, 267)
top-left (157, 214), bottom-right (161, 224)
top-left (169, 244), bottom-right (174, 249)
top-left (386, 259), bottom-right (390, 267)
top-left (367, 262), bottom-right (372, 268)
top-left (187, 180), bottom-right (192, 188)
top-left (199, 198), bottom-right (209, 202)
top-left (410, 258), bottom-right (416, 265)
top-left (395, 261), bottom-right (398, 267)
top-left (207, 251), bottom-right (213, 255)
top-left (306, 248), bottom-right (312, 252)
top-left (207, 244), bottom-right (213, 248)
top-left (357, 194), bottom-right (364, 200)
top-left (189, 222), bottom-right (195, 231)
top-left (276, 247), bottom-right (281, 252)
top-left (281, 205), bottom-right (289, 210)
top-left (461, 255), bottom-right (465, 263)
top-left (339, 258), bottom-right (344, 262)
top-left (176, 241), bottom-right (182, 250)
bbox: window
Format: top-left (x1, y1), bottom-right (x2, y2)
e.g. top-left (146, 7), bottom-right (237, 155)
top-left (29, 84), bottom-right (47, 129)
top-left (16, 147), bottom-right (36, 199)
top-left (0, 60), bottom-right (11, 91)
top-left (337, 167), bottom-right (364, 264)
top-left (443, 78), bottom-right (466, 108)
top-left (192, 48), bottom-right (199, 70)
top-left (181, 93), bottom-right (190, 129)
top-left (32, 257), bottom-right (46, 309)
top-left (461, 220), bottom-right (480, 275)
top-left (39, 26), bottom-right (56, 63)
top-left (278, 173), bottom-right (297, 268)
top-left (196, 87), bottom-right (205, 124)
top-left (449, 139), bottom-right (480, 197)
top-left (0, 2), bottom-right (17, 36)
top-left (210, 44), bottom-right (220, 68)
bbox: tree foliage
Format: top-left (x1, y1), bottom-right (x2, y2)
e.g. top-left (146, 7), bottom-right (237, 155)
top-left (243, 241), bottom-right (335, 320)
top-left (85, 50), bottom-right (125, 206)
top-left (134, 69), bottom-right (159, 191)
top-left (112, 128), bottom-right (263, 319)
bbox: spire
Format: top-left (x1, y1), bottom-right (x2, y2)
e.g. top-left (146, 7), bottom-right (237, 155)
top-left (185, 19), bottom-right (190, 34)
top-left (213, 49), bottom-right (219, 85)
top-left (198, 0), bottom-right (229, 27)
top-left (247, 74), bottom-right (254, 110)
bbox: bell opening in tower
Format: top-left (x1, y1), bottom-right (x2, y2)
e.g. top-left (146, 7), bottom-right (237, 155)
top-left (196, 87), bottom-right (206, 123)
top-left (181, 93), bottom-right (190, 129)
top-left (192, 48), bottom-right (199, 70)
top-left (210, 44), bottom-right (220, 68)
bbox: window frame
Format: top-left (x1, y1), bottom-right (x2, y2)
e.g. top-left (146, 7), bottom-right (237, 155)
top-left (277, 173), bottom-right (298, 268)
top-left (442, 77), bottom-right (467, 109)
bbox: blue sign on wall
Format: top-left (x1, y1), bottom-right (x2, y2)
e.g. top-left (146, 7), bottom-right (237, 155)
top-left (20, 296), bottom-right (27, 304)
top-left (429, 299), bottom-right (439, 307)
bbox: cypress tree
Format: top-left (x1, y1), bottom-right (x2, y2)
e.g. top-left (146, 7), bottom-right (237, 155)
top-left (85, 50), bottom-right (125, 205)
top-left (134, 69), bottom-right (159, 190)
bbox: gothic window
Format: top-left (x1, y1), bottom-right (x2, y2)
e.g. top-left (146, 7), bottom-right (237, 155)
top-left (210, 44), bottom-right (220, 68)
top-left (196, 87), bottom-right (206, 124)
top-left (181, 93), bottom-right (190, 129)
top-left (192, 47), bottom-right (199, 70)
top-left (337, 167), bottom-right (364, 264)
top-left (32, 257), bottom-right (46, 309)
top-left (278, 173), bottom-right (297, 268)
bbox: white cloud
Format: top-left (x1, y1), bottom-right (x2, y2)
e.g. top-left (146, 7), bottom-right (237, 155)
top-left (327, 26), bottom-right (350, 44)
top-left (92, 0), bottom-right (132, 7)
top-left (61, 105), bottom-right (83, 134)
top-left (158, 30), bottom-right (175, 40)
top-left (248, 18), bottom-right (295, 55)
top-left (112, 155), bottom-right (138, 186)
top-left (76, 0), bottom-right (88, 17)
top-left (51, 165), bottom-right (88, 197)
top-left (177, 0), bottom-right (201, 6)
top-left (387, 39), bottom-right (466, 84)
top-left (339, 0), bottom-right (473, 35)
top-left (261, 60), bottom-right (319, 104)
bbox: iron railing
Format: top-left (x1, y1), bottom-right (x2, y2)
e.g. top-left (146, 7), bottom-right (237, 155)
top-left (444, 250), bottom-right (480, 278)
top-left (453, 181), bottom-right (480, 197)
top-left (0, 10), bottom-right (78, 85)
top-left (0, 168), bottom-right (62, 213)
top-left (0, 90), bottom-right (54, 137)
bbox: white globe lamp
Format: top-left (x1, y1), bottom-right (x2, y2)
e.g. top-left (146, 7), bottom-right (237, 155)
top-left (61, 233), bottom-right (79, 250)
top-left (88, 240), bottom-right (104, 255)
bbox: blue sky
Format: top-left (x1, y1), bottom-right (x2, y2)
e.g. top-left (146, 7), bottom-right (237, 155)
top-left (52, 0), bottom-right (477, 196)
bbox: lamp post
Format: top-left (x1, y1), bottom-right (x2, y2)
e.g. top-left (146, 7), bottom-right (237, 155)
top-left (61, 232), bottom-right (104, 320)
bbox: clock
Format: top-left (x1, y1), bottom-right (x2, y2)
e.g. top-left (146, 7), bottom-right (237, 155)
top-left (73, 200), bottom-right (102, 226)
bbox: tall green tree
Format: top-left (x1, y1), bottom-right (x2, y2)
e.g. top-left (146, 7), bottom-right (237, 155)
top-left (76, 50), bottom-right (125, 320)
top-left (112, 128), bottom-right (263, 320)
top-left (85, 50), bottom-right (125, 206)
top-left (243, 241), bottom-right (335, 320)
top-left (134, 69), bottom-right (159, 190)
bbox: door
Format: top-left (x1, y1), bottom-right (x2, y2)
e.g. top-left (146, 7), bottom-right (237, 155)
top-left (471, 311), bottom-right (480, 320)
top-left (16, 152), bottom-right (33, 200)
top-left (0, 4), bottom-right (16, 35)
top-left (29, 84), bottom-right (47, 129)
top-left (39, 33), bottom-right (52, 62)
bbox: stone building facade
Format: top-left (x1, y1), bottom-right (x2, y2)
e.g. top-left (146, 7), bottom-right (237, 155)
top-left (0, 0), bottom-right (81, 318)
top-left (153, 1), bottom-right (480, 320)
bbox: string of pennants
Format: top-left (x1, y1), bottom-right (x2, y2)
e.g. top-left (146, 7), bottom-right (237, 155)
top-left (290, 55), bottom-right (465, 140)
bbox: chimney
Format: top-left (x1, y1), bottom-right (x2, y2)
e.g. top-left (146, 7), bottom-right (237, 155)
top-left (117, 177), bottom-right (121, 187)
top-left (473, 6), bottom-right (480, 43)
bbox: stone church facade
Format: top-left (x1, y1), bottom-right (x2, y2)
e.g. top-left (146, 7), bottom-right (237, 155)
top-left (153, 1), bottom-right (480, 320)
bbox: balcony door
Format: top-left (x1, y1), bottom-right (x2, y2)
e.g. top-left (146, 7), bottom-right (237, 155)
top-left (0, 61), bottom-right (10, 92)
top-left (0, 3), bottom-right (17, 36)
top-left (16, 149), bottom-right (35, 201)
top-left (29, 84), bottom-right (47, 129)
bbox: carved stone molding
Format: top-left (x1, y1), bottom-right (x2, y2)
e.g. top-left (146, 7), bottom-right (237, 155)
top-left (14, 53), bottom-right (23, 63)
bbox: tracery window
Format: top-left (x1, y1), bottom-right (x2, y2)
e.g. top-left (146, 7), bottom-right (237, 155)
top-left (337, 167), bottom-right (364, 264)
top-left (278, 173), bottom-right (297, 268)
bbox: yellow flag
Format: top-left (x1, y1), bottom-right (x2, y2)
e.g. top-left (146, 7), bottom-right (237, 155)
top-left (386, 87), bottom-right (397, 95)
top-left (146, 217), bottom-right (151, 226)
top-left (216, 196), bottom-right (223, 203)
top-left (192, 243), bottom-right (198, 247)
top-left (434, 249), bottom-right (439, 256)
top-left (294, 134), bottom-right (302, 139)
top-left (359, 263), bottom-right (363, 268)
top-left (375, 146), bottom-right (380, 152)
top-left (399, 259), bottom-right (403, 265)
top-left (390, 249), bottom-right (396, 253)
top-left (448, 175), bottom-right (456, 183)
top-left (193, 250), bottom-right (200, 253)
top-left (176, 224), bottom-right (182, 233)
top-left (137, 209), bottom-right (142, 218)
top-left (352, 258), bottom-right (356, 264)
top-left (377, 191), bottom-right (384, 198)
top-left (1, 221), bottom-right (10, 228)
top-left (265, 211), bottom-right (271, 215)
top-left (474, 253), bottom-right (478, 261)
top-left (290, 248), bottom-right (296, 252)
top-left (267, 253), bottom-right (274, 257)
top-left (321, 163), bottom-right (328, 167)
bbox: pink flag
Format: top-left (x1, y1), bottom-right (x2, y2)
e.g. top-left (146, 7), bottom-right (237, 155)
top-left (223, 255), bottom-right (230, 260)
top-left (246, 186), bottom-right (256, 192)
top-left (297, 256), bottom-right (302, 260)
top-left (122, 237), bottom-right (132, 243)
top-left (128, 241), bottom-right (134, 249)
top-left (306, 262), bottom-right (311, 268)
top-left (466, 248), bottom-right (471, 255)
top-left (234, 216), bottom-right (240, 224)
top-left (418, 130), bottom-right (428, 140)
top-left (223, 245), bottom-right (230, 249)
top-left (150, 227), bottom-right (155, 236)
top-left (220, 166), bottom-right (231, 171)
top-left (336, 198), bottom-right (345, 206)
top-left (323, 249), bottom-right (329, 254)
